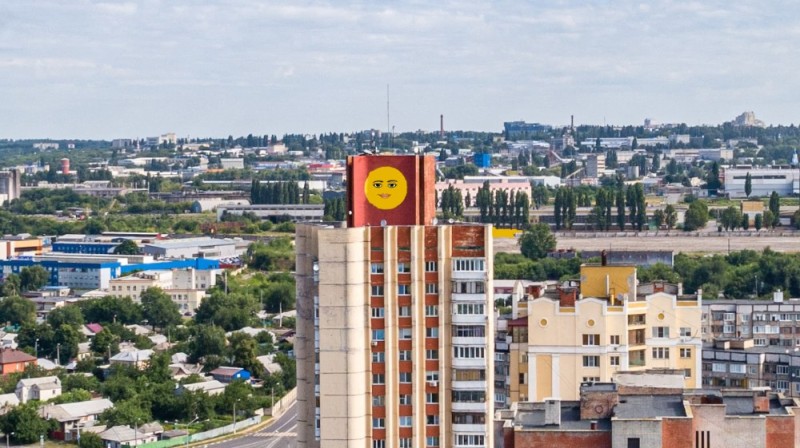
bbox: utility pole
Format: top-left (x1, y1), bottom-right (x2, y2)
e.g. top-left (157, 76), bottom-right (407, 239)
top-left (56, 343), bottom-right (61, 366)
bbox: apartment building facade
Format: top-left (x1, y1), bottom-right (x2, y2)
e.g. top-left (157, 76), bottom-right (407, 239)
top-left (519, 264), bottom-right (702, 402)
top-left (296, 155), bottom-right (494, 448)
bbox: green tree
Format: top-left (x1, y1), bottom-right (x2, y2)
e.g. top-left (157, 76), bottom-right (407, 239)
top-left (664, 204), bottom-right (678, 229)
top-left (228, 332), bottom-right (265, 378)
top-left (53, 323), bottom-right (83, 364)
top-left (79, 296), bottom-right (143, 325)
top-left (518, 223), bottom-right (557, 260)
top-left (755, 213), bottom-right (763, 231)
top-left (652, 209), bottom-right (665, 228)
top-left (0, 296), bottom-right (36, 326)
top-left (91, 328), bottom-right (120, 359)
top-left (769, 191), bottom-right (780, 226)
top-left (188, 324), bottom-right (227, 362)
top-left (1, 274), bottom-right (21, 297)
top-left (113, 239), bottom-right (140, 255)
top-left (793, 210), bottom-right (800, 230)
top-left (0, 402), bottom-right (55, 444)
top-left (77, 432), bottom-right (104, 448)
top-left (744, 172), bottom-right (752, 197)
top-left (637, 263), bottom-right (681, 284)
top-left (140, 287), bottom-right (181, 331)
top-left (720, 206), bottom-right (742, 231)
top-left (46, 305), bottom-right (84, 329)
top-left (764, 210), bottom-right (776, 230)
top-left (100, 397), bottom-right (152, 427)
top-left (683, 201), bottom-right (709, 231)
top-left (19, 265), bottom-right (49, 291)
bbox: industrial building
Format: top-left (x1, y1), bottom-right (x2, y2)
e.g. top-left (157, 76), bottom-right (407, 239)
top-left (142, 237), bottom-right (238, 259)
top-left (722, 166), bottom-right (800, 198)
top-left (0, 169), bottom-right (21, 205)
top-left (296, 155), bottom-right (494, 448)
top-left (215, 204), bottom-right (324, 222)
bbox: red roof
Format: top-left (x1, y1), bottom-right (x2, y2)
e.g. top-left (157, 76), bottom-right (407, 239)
top-left (507, 317), bottom-right (528, 327)
top-left (0, 348), bottom-right (36, 364)
top-left (85, 323), bottom-right (104, 334)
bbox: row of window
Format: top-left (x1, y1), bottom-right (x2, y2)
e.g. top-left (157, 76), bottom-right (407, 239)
top-left (370, 258), bottom-right (485, 274)
top-left (372, 305), bottom-right (439, 317)
top-left (370, 261), bottom-right (439, 274)
top-left (372, 349), bottom-right (440, 362)
top-left (371, 327), bottom-right (440, 341)
top-left (581, 349), bottom-right (690, 367)
top-left (371, 284), bottom-right (442, 296)
top-left (373, 437), bottom-right (439, 448)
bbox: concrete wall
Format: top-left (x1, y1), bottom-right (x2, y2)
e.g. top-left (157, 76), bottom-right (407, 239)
top-left (515, 430), bottom-right (611, 448)
top-left (612, 419), bottom-right (662, 448)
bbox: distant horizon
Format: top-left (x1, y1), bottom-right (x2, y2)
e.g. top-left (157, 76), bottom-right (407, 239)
top-left (2, 1), bottom-right (798, 140)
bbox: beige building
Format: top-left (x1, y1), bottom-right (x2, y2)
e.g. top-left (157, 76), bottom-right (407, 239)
top-left (296, 223), bottom-right (494, 448)
top-left (107, 268), bottom-right (216, 314)
top-left (511, 263), bottom-right (702, 403)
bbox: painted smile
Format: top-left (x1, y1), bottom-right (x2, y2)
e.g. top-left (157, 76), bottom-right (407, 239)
top-left (379, 194), bottom-right (391, 199)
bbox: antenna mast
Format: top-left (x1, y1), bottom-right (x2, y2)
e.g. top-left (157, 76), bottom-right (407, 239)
top-left (386, 84), bottom-right (391, 150)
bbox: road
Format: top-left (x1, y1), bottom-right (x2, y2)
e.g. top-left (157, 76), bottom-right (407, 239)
top-left (208, 402), bottom-right (297, 448)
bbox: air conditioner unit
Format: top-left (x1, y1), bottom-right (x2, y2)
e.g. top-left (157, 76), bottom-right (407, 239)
top-left (371, 341), bottom-right (379, 346)
top-left (680, 336), bottom-right (692, 343)
top-left (428, 381), bottom-right (438, 388)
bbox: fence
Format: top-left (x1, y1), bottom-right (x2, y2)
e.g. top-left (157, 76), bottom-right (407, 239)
top-left (267, 387), bottom-right (297, 418)
top-left (135, 417), bottom-right (261, 448)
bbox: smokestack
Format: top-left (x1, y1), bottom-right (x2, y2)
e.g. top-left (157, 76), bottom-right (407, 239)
top-left (544, 398), bottom-right (561, 426)
top-left (440, 114), bottom-right (444, 139)
top-left (60, 158), bottom-right (70, 175)
top-left (571, 115), bottom-right (574, 132)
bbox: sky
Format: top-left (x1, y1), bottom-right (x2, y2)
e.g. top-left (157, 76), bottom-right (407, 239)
top-left (1, 0), bottom-right (799, 139)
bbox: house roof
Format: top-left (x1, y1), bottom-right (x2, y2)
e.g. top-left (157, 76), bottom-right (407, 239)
top-left (99, 425), bottom-right (147, 442)
top-left (210, 366), bottom-right (245, 376)
top-left (0, 348), bottom-right (36, 364)
top-left (85, 323), bottom-right (104, 334)
top-left (257, 355), bottom-right (283, 375)
top-left (110, 349), bottom-right (153, 363)
top-left (41, 398), bottom-right (114, 422)
top-left (181, 380), bottom-right (226, 393)
top-left (17, 376), bottom-right (60, 388)
top-left (0, 393), bottom-right (19, 408)
top-left (35, 358), bottom-right (58, 370)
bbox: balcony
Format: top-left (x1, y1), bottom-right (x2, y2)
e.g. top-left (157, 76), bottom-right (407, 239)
top-left (451, 270), bottom-right (486, 281)
top-left (451, 401), bottom-right (487, 412)
top-left (452, 292), bottom-right (487, 302)
top-left (452, 423), bottom-right (486, 433)
top-left (453, 358), bottom-right (487, 369)
top-left (453, 337), bottom-right (487, 346)
top-left (452, 380), bottom-right (487, 390)
top-left (453, 313), bottom-right (487, 325)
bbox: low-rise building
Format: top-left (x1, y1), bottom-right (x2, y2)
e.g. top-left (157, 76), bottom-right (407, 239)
top-left (177, 379), bottom-right (227, 396)
top-left (0, 348), bottom-right (36, 375)
top-left (108, 268), bottom-right (218, 314)
top-left (215, 203), bottom-right (325, 222)
top-left (110, 349), bottom-right (153, 370)
top-left (41, 398), bottom-right (114, 441)
top-left (142, 237), bottom-right (238, 259)
top-left (210, 366), bottom-right (251, 383)
top-left (99, 424), bottom-right (159, 448)
top-left (16, 376), bottom-right (61, 403)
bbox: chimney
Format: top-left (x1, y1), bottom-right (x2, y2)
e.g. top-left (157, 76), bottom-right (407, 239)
top-left (440, 114), bottom-right (444, 139)
top-left (753, 395), bottom-right (770, 413)
top-left (571, 115), bottom-right (574, 132)
top-left (558, 287), bottom-right (577, 307)
top-left (544, 398), bottom-right (561, 426)
top-left (529, 284), bottom-right (543, 297)
top-left (774, 290), bottom-right (784, 303)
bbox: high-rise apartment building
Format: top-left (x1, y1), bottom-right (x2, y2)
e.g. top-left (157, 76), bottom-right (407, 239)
top-left (296, 155), bottom-right (494, 448)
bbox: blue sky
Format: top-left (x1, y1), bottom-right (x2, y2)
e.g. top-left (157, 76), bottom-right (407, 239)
top-left (1, 0), bottom-right (798, 139)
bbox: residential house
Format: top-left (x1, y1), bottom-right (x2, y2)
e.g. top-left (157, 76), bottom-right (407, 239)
top-left (209, 367), bottom-right (250, 383)
top-left (41, 398), bottom-right (114, 441)
top-left (0, 393), bottom-right (19, 412)
top-left (99, 425), bottom-right (158, 448)
top-left (256, 354), bottom-right (283, 376)
top-left (109, 349), bottom-right (153, 370)
top-left (177, 380), bottom-right (227, 396)
top-left (0, 348), bottom-right (36, 375)
top-left (16, 376), bottom-right (62, 403)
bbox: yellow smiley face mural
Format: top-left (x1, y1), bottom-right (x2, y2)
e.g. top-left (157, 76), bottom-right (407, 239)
top-left (364, 166), bottom-right (408, 210)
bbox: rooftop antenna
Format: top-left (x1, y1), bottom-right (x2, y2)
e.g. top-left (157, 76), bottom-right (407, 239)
top-left (387, 84), bottom-right (391, 151)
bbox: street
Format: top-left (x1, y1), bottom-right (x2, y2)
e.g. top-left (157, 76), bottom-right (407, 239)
top-left (208, 402), bottom-right (297, 448)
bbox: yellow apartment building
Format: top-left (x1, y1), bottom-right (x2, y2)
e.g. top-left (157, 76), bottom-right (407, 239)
top-left (511, 263), bottom-right (702, 402)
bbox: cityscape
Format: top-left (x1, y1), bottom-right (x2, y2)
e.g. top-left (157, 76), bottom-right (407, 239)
top-left (3, 2), bottom-right (800, 448)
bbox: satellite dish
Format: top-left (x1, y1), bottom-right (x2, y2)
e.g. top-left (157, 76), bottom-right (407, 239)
top-left (432, 218), bottom-right (438, 225)
top-left (380, 219), bottom-right (387, 227)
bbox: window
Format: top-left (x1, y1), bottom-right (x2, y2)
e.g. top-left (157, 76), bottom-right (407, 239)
top-left (453, 326), bottom-right (485, 337)
top-left (453, 281), bottom-right (485, 294)
top-left (455, 435), bottom-right (485, 446)
top-left (425, 305), bottom-right (438, 316)
top-left (680, 327), bottom-right (692, 337)
top-left (712, 363), bottom-right (726, 373)
top-left (372, 307), bottom-right (385, 318)
top-left (723, 313), bottom-right (735, 321)
top-left (398, 284), bottom-right (410, 295)
top-left (627, 438), bottom-right (640, 448)
top-left (426, 392), bottom-right (439, 403)
top-left (371, 263), bottom-right (384, 274)
top-left (778, 380), bottom-right (789, 391)
top-left (583, 376), bottom-right (600, 382)
top-left (399, 394), bottom-right (411, 405)
top-left (453, 369), bottom-right (486, 381)
top-left (426, 283), bottom-right (438, 294)
top-left (372, 395), bottom-right (384, 406)
top-left (373, 374), bottom-right (385, 384)
top-left (398, 263), bottom-right (411, 273)
top-left (399, 350), bottom-right (411, 361)
top-left (755, 338), bottom-right (767, 346)
top-left (777, 365), bottom-right (789, 375)
top-left (582, 334), bottom-right (599, 346)
top-left (684, 369), bottom-right (692, 378)
top-left (453, 346), bottom-right (485, 359)
top-left (426, 349), bottom-right (439, 360)
top-left (455, 303), bottom-right (485, 315)
top-left (610, 356), bottom-right (620, 366)
top-left (583, 356), bottom-right (600, 367)
top-left (723, 325), bottom-right (734, 334)
top-left (426, 415), bottom-right (439, 425)
top-left (425, 261), bottom-right (437, 272)
top-left (452, 390), bottom-right (485, 402)
top-left (426, 436), bottom-right (439, 447)
top-left (372, 330), bottom-right (385, 341)
top-left (399, 416), bottom-right (412, 427)
top-left (453, 258), bottom-right (485, 271)
top-left (400, 372), bottom-right (412, 383)
top-left (400, 328), bottom-right (412, 339)
top-left (373, 440), bottom-right (385, 448)
top-left (371, 285), bottom-right (384, 296)
top-left (652, 347), bottom-right (670, 359)
top-left (426, 327), bottom-right (439, 338)
top-left (426, 371), bottom-right (439, 382)
top-left (399, 306), bottom-right (411, 317)
top-left (680, 348), bottom-right (692, 358)
top-left (729, 364), bottom-right (746, 374)
top-left (610, 335), bottom-right (620, 345)
top-left (399, 438), bottom-right (412, 448)
top-left (652, 327), bottom-right (669, 338)
top-left (372, 352), bottom-right (385, 363)
top-left (372, 418), bottom-right (384, 429)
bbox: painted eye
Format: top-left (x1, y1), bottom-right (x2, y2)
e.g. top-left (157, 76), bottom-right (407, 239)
top-left (388, 181), bottom-right (398, 188)
top-left (373, 181), bottom-right (383, 188)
